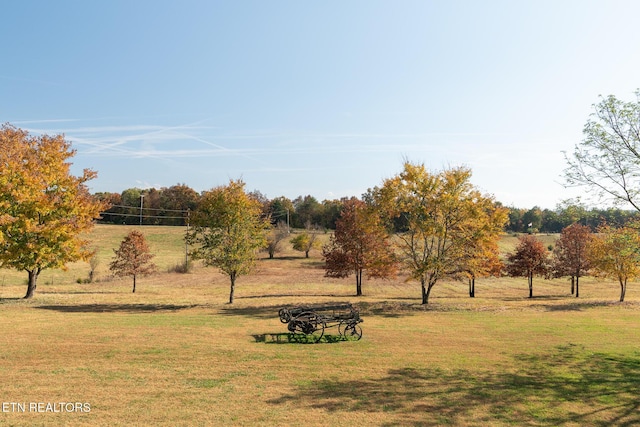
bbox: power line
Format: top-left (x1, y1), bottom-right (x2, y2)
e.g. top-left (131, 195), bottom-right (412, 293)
top-left (106, 204), bottom-right (188, 214)
top-left (99, 212), bottom-right (186, 220)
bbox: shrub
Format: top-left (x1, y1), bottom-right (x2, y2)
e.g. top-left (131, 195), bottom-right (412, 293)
top-left (168, 260), bottom-right (192, 274)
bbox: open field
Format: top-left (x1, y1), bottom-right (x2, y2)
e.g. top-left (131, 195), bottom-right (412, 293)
top-left (1, 225), bottom-right (639, 426)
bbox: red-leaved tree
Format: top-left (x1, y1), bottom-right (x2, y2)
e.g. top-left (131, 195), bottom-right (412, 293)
top-left (110, 230), bottom-right (157, 293)
top-left (550, 223), bottom-right (592, 297)
top-left (506, 235), bottom-right (548, 298)
top-left (323, 198), bottom-right (397, 296)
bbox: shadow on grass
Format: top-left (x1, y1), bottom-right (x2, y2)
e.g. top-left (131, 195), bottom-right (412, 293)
top-left (268, 344), bottom-right (640, 426)
top-left (224, 300), bottom-right (423, 320)
top-left (501, 295), bottom-right (570, 302)
top-left (252, 333), bottom-right (348, 344)
top-left (236, 293), bottom-right (347, 300)
top-left (541, 300), bottom-right (621, 312)
top-left (222, 301), bottom-right (357, 320)
top-left (221, 304), bottom-right (302, 319)
top-left (35, 303), bottom-right (200, 313)
top-left (355, 301), bottom-right (421, 318)
top-left (39, 290), bottom-right (121, 295)
top-left (261, 256), bottom-right (306, 261)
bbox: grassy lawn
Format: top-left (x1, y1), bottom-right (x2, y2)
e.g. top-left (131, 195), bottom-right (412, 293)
top-left (1, 225), bottom-right (639, 426)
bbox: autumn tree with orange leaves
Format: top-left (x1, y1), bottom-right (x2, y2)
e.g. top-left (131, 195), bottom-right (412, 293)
top-left (459, 233), bottom-right (504, 298)
top-left (323, 198), bottom-right (397, 296)
top-left (506, 235), bottom-right (549, 298)
top-left (550, 223), bottom-right (593, 297)
top-left (454, 196), bottom-right (508, 298)
top-left (110, 230), bottom-right (157, 293)
top-left (0, 124), bottom-right (105, 299)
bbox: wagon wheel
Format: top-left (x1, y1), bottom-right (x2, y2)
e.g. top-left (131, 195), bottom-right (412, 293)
top-left (338, 319), bottom-right (358, 337)
top-left (338, 321), bottom-right (348, 337)
top-left (287, 318), bottom-right (303, 342)
top-left (278, 308), bottom-right (291, 323)
top-left (342, 324), bottom-right (362, 341)
top-left (289, 313), bottom-right (325, 343)
top-left (308, 318), bottom-right (326, 343)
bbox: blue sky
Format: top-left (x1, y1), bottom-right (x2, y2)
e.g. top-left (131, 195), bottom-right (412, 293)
top-left (2, 1), bottom-right (640, 208)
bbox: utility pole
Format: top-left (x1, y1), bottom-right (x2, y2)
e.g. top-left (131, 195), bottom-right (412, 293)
top-left (139, 194), bottom-right (145, 226)
top-left (185, 209), bottom-right (190, 268)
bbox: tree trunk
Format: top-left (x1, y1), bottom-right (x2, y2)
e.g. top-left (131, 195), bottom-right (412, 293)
top-left (469, 277), bottom-right (475, 298)
top-left (620, 278), bottom-right (626, 302)
top-left (23, 269), bottom-right (39, 299)
top-left (305, 250), bottom-right (309, 258)
top-left (421, 279), bottom-right (428, 304)
top-left (575, 275), bottom-right (579, 298)
top-left (356, 269), bottom-right (363, 296)
top-left (422, 277), bottom-right (436, 305)
top-left (132, 274), bottom-right (137, 293)
top-left (229, 272), bottom-right (236, 304)
top-left (528, 273), bottom-right (533, 298)
top-left (570, 276), bottom-right (575, 295)
top-left (425, 282), bottom-right (435, 304)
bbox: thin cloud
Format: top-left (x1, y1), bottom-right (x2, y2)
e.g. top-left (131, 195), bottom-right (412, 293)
top-left (21, 120), bottom-right (524, 165)
top-left (11, 118), bottom-right (82, 125)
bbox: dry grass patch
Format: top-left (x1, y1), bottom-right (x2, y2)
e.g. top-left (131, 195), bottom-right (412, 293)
top-left (1, 225), bottom-right (639, 425)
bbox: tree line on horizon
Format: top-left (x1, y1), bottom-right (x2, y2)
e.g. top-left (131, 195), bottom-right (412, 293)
top-left (93, 185), bottom-right (640, 233)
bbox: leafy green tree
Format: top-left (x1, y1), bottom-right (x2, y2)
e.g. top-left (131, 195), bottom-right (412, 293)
top-left (186, 180), bottom-right (270, 303)
top-left (94, 192), bottom-right (122, 224)
top-left (267, 196), bottom-right (294, 228)
top-left (506, 235), bottom-right (549, 298)
top-left (564, 90), bottom-right (640, 211)
top-left (292, 195), bottom-right (321, 228)
top-left (588, 225), bottom-right (640, 302)
top-left (323, 198), bottom-right (397, 296)
top-left (119, 188), bottom-right (144, 225)
top-left (319, 198), bottom-right (343, 230)
top-left (555, 199), bottom-right (591, 231)
top-left (290, 225), bottom-right (321, 258)
top-left (540, 209), bottom-right (563, 233)
top-left (0, 124), bottom-right (105, 299)
top-left (373, 161), bottom-right (504, 304)
top-left (110, 230), bottom-right (157, 293)
top-left (522, 207), bottom-right (543, 233)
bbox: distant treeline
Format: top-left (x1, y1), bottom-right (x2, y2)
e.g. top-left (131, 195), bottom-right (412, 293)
top-left (94, 184), bottom-right (640, 232)
top-left (506, 205), bottom-right (640, 233)
top-left (93, 185), bottom-right (342, 229)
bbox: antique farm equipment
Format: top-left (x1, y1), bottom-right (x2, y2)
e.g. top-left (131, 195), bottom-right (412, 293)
top-left (278, 303), bottom-right (363, 343)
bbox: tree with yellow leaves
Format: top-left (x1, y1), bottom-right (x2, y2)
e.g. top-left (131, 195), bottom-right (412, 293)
top-left (372, 161), bottom-right (506, 304)
top-left (0, 124), bottom-right (105, 298)
top-left (186, 179), bottom-right (270, 303)
top-left (588, 225), bottom-right (640, 302)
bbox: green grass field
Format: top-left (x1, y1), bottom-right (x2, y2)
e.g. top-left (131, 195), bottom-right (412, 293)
top-left (1, 225), bottom-right (639, 426)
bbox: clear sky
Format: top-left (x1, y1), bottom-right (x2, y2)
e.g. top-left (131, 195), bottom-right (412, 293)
top-left (2, 1), bottom-right (640, 208)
